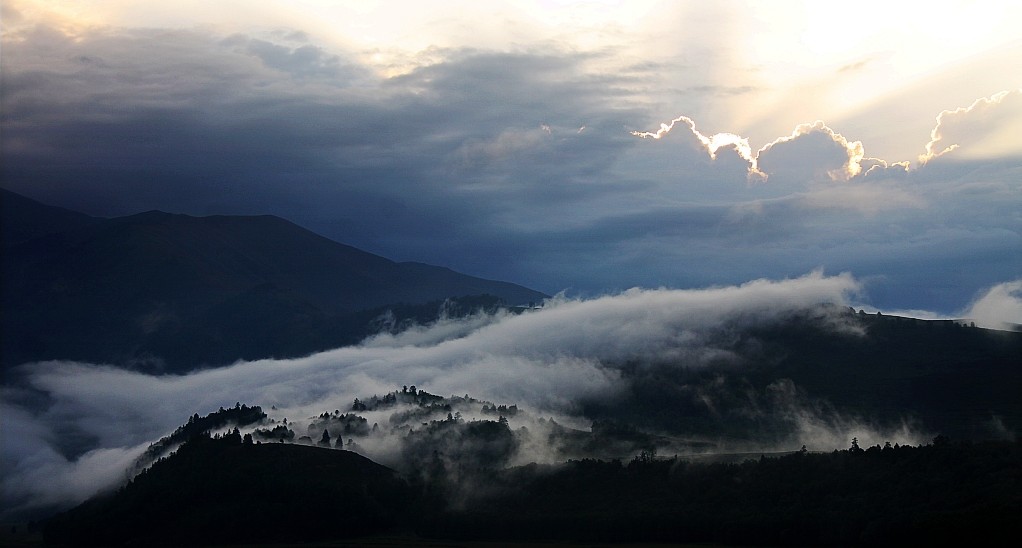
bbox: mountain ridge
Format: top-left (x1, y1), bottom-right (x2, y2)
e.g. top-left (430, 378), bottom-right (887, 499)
top-left (0, 189), bottom-right (547, 371)
top-left (0, 187), bottom-right (100, 245)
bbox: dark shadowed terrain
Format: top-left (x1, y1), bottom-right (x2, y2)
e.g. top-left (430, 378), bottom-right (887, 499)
top-left (580, 308), bottom-right (1022, 442)
top-left (44, 436), bottom-right (413, 546)
top-left (41, 424), bottom-right (1021, 546)
top-left (3, 189), bottom-right (1020, 546)
top-left (1, 189), bottom-right (546, 371)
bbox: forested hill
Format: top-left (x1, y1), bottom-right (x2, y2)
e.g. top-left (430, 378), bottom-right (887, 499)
top-left (571, 307), bottom-right (1022, 444)
top-left (33, 382), bottom-right (1022, 546)
top-left (0, 189), bottom-right (547, 371)
top-left (44, 436), bottom-right (413, 546)
top-left (42, 429), bottom-right (1021, 546)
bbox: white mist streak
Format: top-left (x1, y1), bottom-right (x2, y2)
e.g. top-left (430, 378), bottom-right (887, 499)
top-left (1, 271), bottom-right (859, 517)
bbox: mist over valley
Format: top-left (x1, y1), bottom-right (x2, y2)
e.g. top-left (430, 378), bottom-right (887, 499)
top-left (1, 191), bottom-right (1020, 544)
top-left (2, 1), bottom-right (1021, 543)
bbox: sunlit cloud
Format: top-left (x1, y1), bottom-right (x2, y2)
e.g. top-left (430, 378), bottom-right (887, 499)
top-left (2, 0), bottom-right (1021, 528)
top-left (630, 115), bottom-right (760, 179)
top-left (755, 120), bottom-right (865, 182)
top-left (2, 11), bottom-right (1017, 312)
top-left (860, 158), bottom-right (909, 179)
top-left (632, 116), bottom-right (876, 184)
top-left (919, 89), bottom-right (1022, 164)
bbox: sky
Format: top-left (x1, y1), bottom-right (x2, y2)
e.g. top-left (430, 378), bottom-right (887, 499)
top-left (1, 0), bottom-right (1021, 314)
top-left (1, 1), bottom-right (1021, 517)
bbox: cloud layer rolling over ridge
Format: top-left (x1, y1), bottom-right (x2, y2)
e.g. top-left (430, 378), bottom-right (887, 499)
top-left (2, 0), bottom-right (1021, 522)
top-left (2, 272), bottom-right (886, 518)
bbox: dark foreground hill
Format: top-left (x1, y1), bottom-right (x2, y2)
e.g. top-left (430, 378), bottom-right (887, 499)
top-left (43, 431), bottom-right (1021, 546)
top-left (44, 436), bottom-right (413, 546)
top-left (0, 190), bottom-right (546, 371)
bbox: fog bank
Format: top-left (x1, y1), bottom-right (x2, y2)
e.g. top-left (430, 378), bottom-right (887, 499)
top-left (1, 271), bottom-right (916, 519)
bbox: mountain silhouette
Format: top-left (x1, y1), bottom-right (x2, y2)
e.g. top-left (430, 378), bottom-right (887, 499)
top-left (44, 435), bottom-right (412, 545)
top-left (0, 187), bottom-right (99, 245)
top-left (42, 411), bottom-right (1021, 546)
top-left (0, 189), bottom-right (546, 371)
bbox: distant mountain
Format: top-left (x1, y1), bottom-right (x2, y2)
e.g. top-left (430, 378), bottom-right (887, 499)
top-left (0, 187), bottom-right (99, 245)
top-left (0, 190), bottom-right (547, 371)
top-left (579, 308), bottom-right (1022, 442)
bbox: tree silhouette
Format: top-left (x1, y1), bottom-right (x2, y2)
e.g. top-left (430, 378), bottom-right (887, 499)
top-left (225, 427), bottom-right (242, 445)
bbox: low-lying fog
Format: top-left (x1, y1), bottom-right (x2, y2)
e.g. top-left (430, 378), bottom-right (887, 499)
top-left (2, 271), bottom-right (1017, 520)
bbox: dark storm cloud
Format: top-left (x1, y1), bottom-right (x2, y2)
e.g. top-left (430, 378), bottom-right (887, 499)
top-left (1, 25), bottom-right (643, 262)
top-left (539, 154), bottom-right (1016, 309)
top-left (221, 34), bottom-right (355, 79)
top-left (547, 206), bottom-right (732, 244)
top-left (1, 22), bottom-right (1019, 313)
top-left (755, 120), bottom-right (863, 186)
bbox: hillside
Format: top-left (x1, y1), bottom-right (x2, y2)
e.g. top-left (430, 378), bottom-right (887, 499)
top-left (0, 188), bottom-right (100, 246)
top-left (0, 191), bottom-right (547, 371)
top-left (574, 308), bottom-right (1022, 443)
top-left (29, 324), bottom-right (1022, 545)
top-left (42, 418), bottom-right (1021, 546)
top-left (44, 436), bottom-right (413, 545)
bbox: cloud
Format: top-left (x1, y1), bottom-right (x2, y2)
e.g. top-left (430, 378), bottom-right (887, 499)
top-left (627, 115), bottom-right (914, 196)
top-left (763, 379), bottom-right (929, 451)
top-left (796, 184), bottom-right (925, 216)
top-left (755, 120), bottom-right (865, 184)
top-left (837, 58), bottom-right (872, 73)
top-left (630, 114), bottom-right (758, 179)
top-left (613, 99), bottom-right (1018, 313)
top-left (1, 17), bottom-right (1019, 317)
top-left (962, 280), bottom-right (1022, 329)
top-left (1, 4), bottom-right (1019, 524)
top-left (0, 398), bottom-right (150, 517)
top-left (220, 34), bottom-right (365, 80)
top-left (920, 89), bottom-right (1022, 163)
top-left (681, 85), bottom-right (760, 97)
top-left (1, 272), bottom-right (861, 518)
top-left (0, 25), bottom-right (640, 235)
top-left (860, 157), bottom-right (910, 179)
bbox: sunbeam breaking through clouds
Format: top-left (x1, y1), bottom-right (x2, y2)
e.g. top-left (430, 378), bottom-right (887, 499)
top-left (2, 1), bottom-right (1021, 530)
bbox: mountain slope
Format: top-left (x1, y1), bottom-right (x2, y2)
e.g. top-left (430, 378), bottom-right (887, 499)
top-left (0, 187), bottom-right (99, 245)
top-left (43, 437), bottom-right (412, 545)
top-left (580, 308), bottom-right (1022, 442)
top-left (43, 424), bottom-right (1021, 546)
top-left (0, 192), bottom-right (547, 370)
